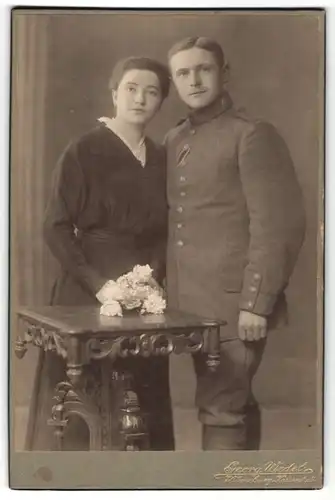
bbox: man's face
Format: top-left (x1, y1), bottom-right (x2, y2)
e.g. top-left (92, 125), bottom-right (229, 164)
top-left (169, 47), bottom-right (223, 109)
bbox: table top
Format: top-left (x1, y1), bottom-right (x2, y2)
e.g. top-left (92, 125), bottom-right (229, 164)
top-left (17, 306), bottom-right (225, 336)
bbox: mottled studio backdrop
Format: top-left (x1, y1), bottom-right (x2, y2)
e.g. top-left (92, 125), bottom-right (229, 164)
top-left (11, 11), bottom-right (323, 419)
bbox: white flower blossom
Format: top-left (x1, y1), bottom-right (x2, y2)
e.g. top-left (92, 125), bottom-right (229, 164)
top-left (100, 300), bottom-right (123, 317)
top-left (132, 283), bottom-right (151, 300)
top-left (98, 279), bottom-right (124, 303)
top-left (121, 289), bottom-right (142, 310)
top-left (115, 275), bottom-right (130, 291)
top-left (99, 265), bottom-right (165, 317)
top-left (131, 265), bottom-right (153, 283)
top-left (141, 291), bottom-right (166, 315)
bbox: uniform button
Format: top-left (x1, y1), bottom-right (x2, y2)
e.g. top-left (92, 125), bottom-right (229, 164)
top-left (177, 223), bottom-right (183, 229)
top-left (247, 301), bottom-right (253, 308)
top-left (190, 129), bottom-right (196, 135)
top-left (254, 273), bottom-right (261, 281)
top-left (177, 240), bottom-right (184, 247)
top-left (249, 286), bottom-right (257, 292)
top-left (180, 176), bottom-right (186, 182)
top-left (177, 206), bottom-right (183, 213)
top-left (180, 191), bottom-right (186, 197)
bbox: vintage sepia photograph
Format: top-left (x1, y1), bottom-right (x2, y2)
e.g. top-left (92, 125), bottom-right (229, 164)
top-left (9, 8), bottom-right (324, 489)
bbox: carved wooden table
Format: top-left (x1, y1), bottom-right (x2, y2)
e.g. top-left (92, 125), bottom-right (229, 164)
top-left (15, 306), bottom-right (224, 452)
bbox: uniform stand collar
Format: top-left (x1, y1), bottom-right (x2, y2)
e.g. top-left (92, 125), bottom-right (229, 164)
top-left (188, 91), bottom-right (233, 126)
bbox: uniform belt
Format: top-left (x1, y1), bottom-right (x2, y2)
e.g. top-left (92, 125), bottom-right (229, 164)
top-left (74, 227), bottom-right (135, 243)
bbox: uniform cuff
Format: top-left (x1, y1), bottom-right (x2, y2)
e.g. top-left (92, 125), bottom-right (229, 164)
top-left (239, 292), bottom-right (277, 316)
top-left (239, 269), bottom-right (277, 316)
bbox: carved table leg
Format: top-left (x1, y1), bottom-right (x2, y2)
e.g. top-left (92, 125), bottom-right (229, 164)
top-left (47, 382), bottom-right (73, 451)
top-left (110, 370), bottom-right (149, 451)
top-left (47, 377), bottom-right (103, 451)
top-left (203, 321), bottom-right (221, 372)
top-left (66, 337), bottom-right (84, 387)
top-left (48, 337), bottom-right (103, 451)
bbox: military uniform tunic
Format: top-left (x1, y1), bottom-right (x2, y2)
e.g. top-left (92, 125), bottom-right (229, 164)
top-left (164, 93), bottom-right (305, 448)
top-left (165, 93), bottom-right (305, 339)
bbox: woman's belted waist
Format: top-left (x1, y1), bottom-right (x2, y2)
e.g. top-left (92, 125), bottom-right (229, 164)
top-left (74, 226), bottom-right (153, 279)
top-left (75, 227), bottom-right (137, 245)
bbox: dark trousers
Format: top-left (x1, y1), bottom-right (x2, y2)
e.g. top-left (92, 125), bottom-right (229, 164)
top-left (193, 338), bottom-right (266, 450)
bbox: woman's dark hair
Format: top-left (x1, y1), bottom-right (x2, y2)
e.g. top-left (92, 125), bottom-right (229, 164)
top-left (168, 36), bottom-right (228, 70)
top-left (108, 56), bottom-right (171, 100)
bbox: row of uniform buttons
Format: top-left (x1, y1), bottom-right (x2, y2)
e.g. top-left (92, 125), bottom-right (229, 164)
top-left (175, 127), bottom-right (196, 247)
top-left (176, 156), bottom-right (187, 247)
top-left (176, 195), bottom-right (185, 246)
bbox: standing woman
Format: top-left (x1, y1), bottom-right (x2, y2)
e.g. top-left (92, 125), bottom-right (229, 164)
top-left (26, 57), bottom-right (175, 451)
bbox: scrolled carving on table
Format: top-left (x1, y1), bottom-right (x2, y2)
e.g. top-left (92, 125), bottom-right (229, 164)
top-left (15, 323), bottom-right (67, 359)
top-left (15, 321), bottom-right (220, 375)
top-left (86, 330), bottom-right (205, 362)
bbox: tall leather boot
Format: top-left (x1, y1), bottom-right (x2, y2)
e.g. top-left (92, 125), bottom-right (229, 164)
top-left (202, 402), bottom-right (262, 450)
top-left (202, 424), bottom-right (246, 450)
top-left (245, 401), bottom-right (262, 450)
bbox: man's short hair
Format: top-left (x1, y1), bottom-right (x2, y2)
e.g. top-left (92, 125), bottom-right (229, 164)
top-left (168, 37), bottom-right (226, 69)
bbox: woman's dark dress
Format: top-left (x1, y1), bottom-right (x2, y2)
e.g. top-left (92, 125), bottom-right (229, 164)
top-left (26, 124), bottom-right (175, 451)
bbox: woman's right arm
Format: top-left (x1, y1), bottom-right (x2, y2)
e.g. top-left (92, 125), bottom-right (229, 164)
top-left (43, 142), bottom-right (108, 298)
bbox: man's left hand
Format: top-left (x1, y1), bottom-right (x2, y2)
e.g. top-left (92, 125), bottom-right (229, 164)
top-left (238, 310), bottom-right (267, 341)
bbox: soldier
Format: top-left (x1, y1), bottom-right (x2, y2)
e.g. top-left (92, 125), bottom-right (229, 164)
top-left (164, 37), bottom-right (306, 450)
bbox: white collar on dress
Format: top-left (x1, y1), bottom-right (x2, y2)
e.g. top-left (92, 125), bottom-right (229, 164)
top-left (98, 116), bottom-right (146, 167)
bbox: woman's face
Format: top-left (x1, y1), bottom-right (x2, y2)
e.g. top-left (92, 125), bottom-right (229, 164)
top-left (113, 69), bottom-right (163, 126)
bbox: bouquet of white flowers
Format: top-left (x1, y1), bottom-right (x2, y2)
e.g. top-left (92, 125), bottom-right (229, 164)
top-left (99, 265), bottom-right (166, 317)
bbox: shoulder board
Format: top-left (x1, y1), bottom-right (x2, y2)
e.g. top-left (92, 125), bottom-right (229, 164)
top-left (232, 107), bottom-right (267, 125)
top-left (231, 106), bottom-right (253, 122)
